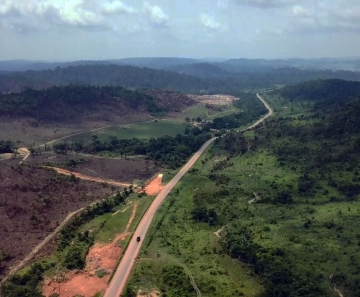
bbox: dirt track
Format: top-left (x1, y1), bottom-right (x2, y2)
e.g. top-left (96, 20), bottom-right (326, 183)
top-left (50, 167), bottom-right (132, 188)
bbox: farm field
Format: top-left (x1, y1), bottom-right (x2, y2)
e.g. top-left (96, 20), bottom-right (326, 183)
top-left (62, 119), bottom-right (188, 144)
top-left (0, 114), bottom-right (153, 147)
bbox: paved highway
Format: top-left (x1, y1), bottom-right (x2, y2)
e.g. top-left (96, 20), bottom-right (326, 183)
top-left (103, 137), bottom-right (216, 297)
top-left (104, 92), bottom-right (273, 297)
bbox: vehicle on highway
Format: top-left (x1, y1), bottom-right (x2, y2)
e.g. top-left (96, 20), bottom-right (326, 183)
top-left (136, 236), bottom-right (141, 242)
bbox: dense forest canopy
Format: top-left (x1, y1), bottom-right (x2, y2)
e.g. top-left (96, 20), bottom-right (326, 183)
top-left (1, 63), bottom-right (360, 94)
top-left (0, 85), bottom-right (194, 122)
top-left (272, 79), bottom-right (360, 104)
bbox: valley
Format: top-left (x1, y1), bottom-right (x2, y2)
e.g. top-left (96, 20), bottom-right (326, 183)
top-left (0, 59), bottom-right (359, 297)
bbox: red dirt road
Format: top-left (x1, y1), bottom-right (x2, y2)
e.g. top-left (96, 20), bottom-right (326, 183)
top-left (50, 167), bottom-right (132, 187)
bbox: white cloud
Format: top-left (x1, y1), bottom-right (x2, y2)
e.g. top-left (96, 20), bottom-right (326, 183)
top-left (290, 1), bottom-right (360, 33)
top-left (143, 2), bottom-right (169, 25)
top-left (200, 13), bottom-right (225, 30)
top-left (102, 1), bottom-right (136, 14)
top-left (0, 0), bottom-right (140, 31)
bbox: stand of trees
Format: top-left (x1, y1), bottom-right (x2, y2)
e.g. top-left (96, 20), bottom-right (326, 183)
top-left (53, 127), bottom-right (212, 169)
top-left (211, 92), bottom-right (268, 130)
top-left (0, 140), bottom-right (13, 154)
top-left (220, 224), bottom-right (326, 296)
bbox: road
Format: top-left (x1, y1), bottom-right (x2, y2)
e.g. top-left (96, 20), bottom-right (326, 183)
top-left (104, 92), bottom-right (273, 297)
top-left (246, 93), bottom-right (274, 130)
top-left (103, 137), bottom-right (216, 297)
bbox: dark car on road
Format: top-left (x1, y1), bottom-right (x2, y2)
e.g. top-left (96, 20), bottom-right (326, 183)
top-left (136, 236), bottom-right (141, 242)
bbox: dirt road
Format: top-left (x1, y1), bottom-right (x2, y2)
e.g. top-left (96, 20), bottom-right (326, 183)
top-left (50, 167), bottom-right (132, 187)
top-left (103, 92), bottom-right (273, 297)
top-left (2, 206), bottom-right (87, 284)
top-left (246, 93), bottom-right (273, 130)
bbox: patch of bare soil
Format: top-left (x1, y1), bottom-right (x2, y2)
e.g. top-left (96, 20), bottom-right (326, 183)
top-left (50, 167), bottom-right (131, 187)
top-left (0, 114), bottom-right (152, 146)
top-left (0, 164), bottom-right (116, 276)
top-left (141, 174), bottom-right (163, 196)
top-left (188, 94), bottom-right (239, 105)
top-left (43, 203), bottom-right (139, 297)
top-left (28, 153), bottom-right (159, 183)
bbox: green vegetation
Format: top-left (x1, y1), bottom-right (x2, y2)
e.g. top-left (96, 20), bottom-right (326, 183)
top-left (211, 92), bottom-right (267, 129)
top-left (0, 140), bottom-right (13, 154)
top-left (66, 119), bottom-right (187, 143)
top-left (0, 85), bottom-right (186, 122)
top-left (126, 79), bottom-right (360, 296)
top-left (53, 126), bottom-right (212, 169)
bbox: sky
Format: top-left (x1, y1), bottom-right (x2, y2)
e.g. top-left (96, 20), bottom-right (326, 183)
top-left (0, 0), bottom-right (360, 61)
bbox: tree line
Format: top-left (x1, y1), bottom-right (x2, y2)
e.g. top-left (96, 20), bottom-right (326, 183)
top-left (53, 127), bottom-right (212, 169)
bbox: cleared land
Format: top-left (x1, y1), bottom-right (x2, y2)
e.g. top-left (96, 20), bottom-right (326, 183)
top-left (63, 119), bottom-right (188, 144)
top-left (27, 154), bottom-right (158, 183)
top-left (0, 162), bottom-right (117, 276)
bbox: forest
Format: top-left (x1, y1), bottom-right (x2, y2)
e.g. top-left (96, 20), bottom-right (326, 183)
top-left (2, 63), bottom-right (360, 94)
top-left (211, 80), bottom-right (360, 295)
top-left (53, 126), bottom-right (212, 169)
top-left (0, 140), bottom-right (13, 154)
top-left (211, 92), bottom-right (268, 129)
top-left (0, 85), bottom-right (192, 122)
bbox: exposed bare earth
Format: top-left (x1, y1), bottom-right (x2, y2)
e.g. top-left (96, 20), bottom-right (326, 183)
top-left (188, 94), bottom-right (239, 105)
top-left (0, 114), bottom-right (152, 146)
top-left (142, 174), bottom-right (164, 196)
top-left (50, 167), bottom-right (132, 187)
top-left (43, 202), bottom-right (139, 297)
top-left (28, 153), bottom-right (158, 183)
top-left (0, 164), bottom-right (116, 276)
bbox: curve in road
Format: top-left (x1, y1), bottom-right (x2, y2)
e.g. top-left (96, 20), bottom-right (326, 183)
top-left (104, 93), bottom-right (273, 297)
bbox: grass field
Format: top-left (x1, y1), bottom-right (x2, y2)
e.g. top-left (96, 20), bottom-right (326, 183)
top-left (62, 119), bottom-right (188, 144)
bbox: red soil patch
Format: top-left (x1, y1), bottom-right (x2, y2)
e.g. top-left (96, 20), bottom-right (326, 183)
top-left (43, 234), bottom-right (129, 297)
top-left (43, 202), bottom-right (139, 297)
top-left (142, 174), bottom-right (164, 196)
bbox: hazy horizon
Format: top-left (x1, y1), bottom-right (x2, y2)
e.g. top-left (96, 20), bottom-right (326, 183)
top-left (1, 0), bottom-right (360, 61)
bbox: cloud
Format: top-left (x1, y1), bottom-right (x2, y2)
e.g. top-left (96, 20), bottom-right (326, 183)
top-left (0, 0), bottom-right (140, 32)
top-left (101, 1), bottom-right (136, 15)
top-left (200, 13), bottom-right (225, 30)
top-left (290, 2), bottom-right (360, 33)
top-left (233, 0), bottom-right (296, 8)
top-left (143, 2), bottom-right (169, 25)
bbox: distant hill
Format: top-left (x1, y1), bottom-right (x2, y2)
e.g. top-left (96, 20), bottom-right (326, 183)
top-left (2, 64), bottom-right (360, 95)
top-left (273, 79), bottom-right (360, 104)
top-left (2, 57), bottom-right (360, 73)
top-left (110, 57), bottom-right (198, 69)
top-left (0, 57), bottom-right (199, 72)
top-left (167, 63), bottom-right (231, 78)
top-left (0, 85), bottom-right (195, 123)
